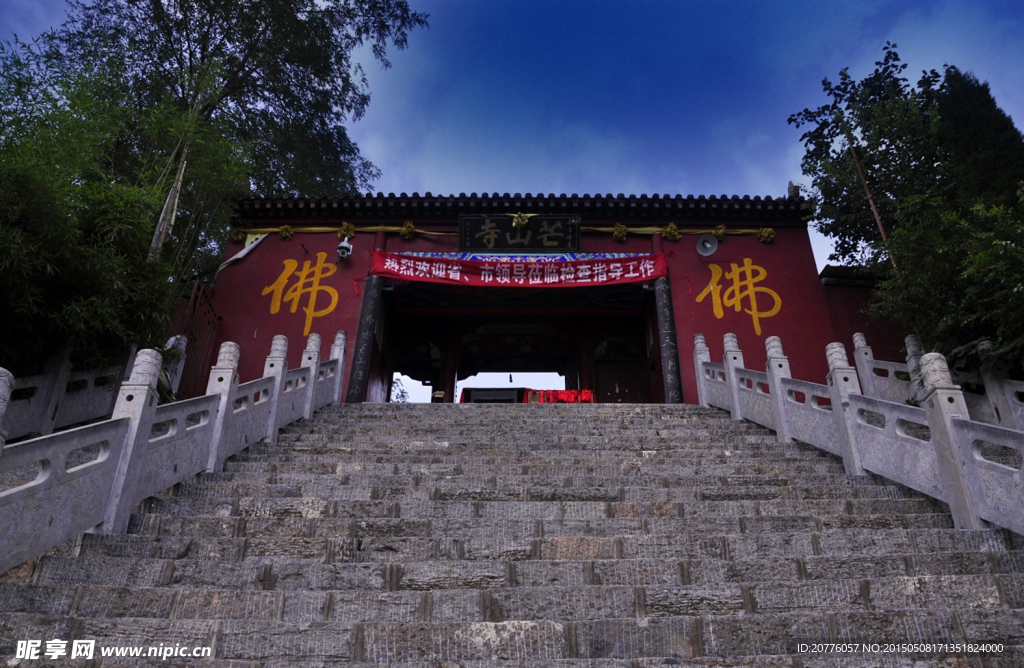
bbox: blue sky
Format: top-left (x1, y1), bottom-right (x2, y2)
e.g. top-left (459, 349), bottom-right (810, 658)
top-left (3, 0), bottom-right (1023, 271)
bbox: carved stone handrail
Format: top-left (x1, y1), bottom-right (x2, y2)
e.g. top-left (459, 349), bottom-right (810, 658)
top-left (0, 330), bottom-right (347, 574)
top-left (0, 419), bottom-right (129, 572)
top-left (950, 418), bottom-right (1024, 535)
top-left (778, 377), bottom-right (842, 457)
top-left (848, 394), bottom-right (944, 501)
top-left (693, 332), bottom-right (1024, 535)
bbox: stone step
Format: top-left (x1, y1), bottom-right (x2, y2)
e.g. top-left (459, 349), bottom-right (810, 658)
top-left (231, 445), bottom-right (830, 459)
top-left (24, 549), bottom-right (1024, 597)
top-left (338, 658), bottom-right (1020, 668)
top-left (0, 612), bottom-right (356, 663)
top-left (58, 527), bottom-right (1018, 573)
top-left (348, 608), bottom-right (1024, 662)
top-left (170, 480), bottom-right (920, 504)
top-left (143, 496), bottom-right (945, 522)
top-left (275, 423), bottom-right (781, 439)
top-left (4, 574), bottom-right (1019, 624)
top-left (198, 470), bottom-right (880, 490)
top-left (222, 458), bottom-right (849, 477)
top-left (82, 521), bottom-right (987, 564)
top-left (3, 610), bottom-right (1020, 664)
top-left (125, 513), bottom-right (953, 541)
top-left (265, 439), bottom-right (796, 455)
top-left (309, 435), bottom-right (785, 450)
top-left (252, 552), bottom-right (1024, 591)
top-left (310, 403), bottom-right (735, 420)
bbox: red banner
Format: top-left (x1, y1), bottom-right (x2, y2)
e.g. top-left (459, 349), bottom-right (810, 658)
top-left (369, 252), bottom-right (667, 288)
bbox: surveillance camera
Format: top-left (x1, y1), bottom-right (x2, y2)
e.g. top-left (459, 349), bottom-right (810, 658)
top-left (337, 238), bottom-right (353, 261)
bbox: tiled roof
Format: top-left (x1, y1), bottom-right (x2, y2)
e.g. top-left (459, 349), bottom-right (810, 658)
top-left (237, 192), bottom-right (807, 224)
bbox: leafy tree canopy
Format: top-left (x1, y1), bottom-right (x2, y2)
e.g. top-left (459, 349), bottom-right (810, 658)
top-left (790, 44), bottom-right (1024, 369)
top-left (0, 43), bottom-right (183, 372)
top-left (1, 0), bottom-right (426, 371)
top-left (61, 0), bottom-right (428, 198)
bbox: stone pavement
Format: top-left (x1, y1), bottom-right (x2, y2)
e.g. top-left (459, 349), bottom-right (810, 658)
top-left (1, 403), bottom-right (1022, 666)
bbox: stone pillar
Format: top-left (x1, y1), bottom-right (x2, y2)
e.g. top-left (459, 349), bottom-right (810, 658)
top-left (977, 340), bottom-right (1020, 430)
top-left (920, 353), bottom-right (984, 530)
top-left (0, 368), bottom-right (14, 454)
top-left (349, 232), bottom-right (386, 404)
top-left (263, 335), bottom-right (289, 443)
top-left (347, 276), bottom-right (383, 403)
top-left (38, 346), bottom-right (74, 436)
top-left (764, 336), bottom-right (793, 443)
top-left (329, 330), bottom-right (348, 405)
top-left (723, 333), bottom-right (744, 420)
top-left (205, 342), bottom-right (241, 472)
top-left (441, 339), bottom-right (458, 403)
top-left (852, 333), bottom-right (876, 399)
top-left (654, 276), bottom-right (683, 404)
top-left (564, 356), bottom-right (580, 391)
top-left (301, 334), bottom-right (322, 419)
top-left (102, 349), bottom-right (162, 533)
top-left (826, 343), bottom-right (865, 476)
top-left (578, 332), bottom-right (593, 393)
top-left (692, 334), bottom-right (711, 408)
top-left (905, 334), bottom-right (925, 403)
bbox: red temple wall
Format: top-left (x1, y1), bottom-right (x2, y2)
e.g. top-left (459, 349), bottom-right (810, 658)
top-left (211, 232), bottom-right (371, 397)
top-left (822, 283), bottom-right (905, 362)
top-left (660, 228), bottom-right (834, 404)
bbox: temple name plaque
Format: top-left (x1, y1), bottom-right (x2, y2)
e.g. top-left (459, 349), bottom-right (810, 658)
top-left (460, 215), bottom-right (580, 252)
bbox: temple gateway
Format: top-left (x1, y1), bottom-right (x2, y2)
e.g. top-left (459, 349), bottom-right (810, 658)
top-left (211, 191), bottom-right (890, 403)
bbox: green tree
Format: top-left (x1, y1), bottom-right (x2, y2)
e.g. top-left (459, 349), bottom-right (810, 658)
top-left (0, 41), bottom-right (184, 372)
top-left (1, 0), bottom-right (426, 371)
top-left (790, 44), bottom-right (1024, 369)
top-left (788, 44), bottom-right (944, 266)
top-left (56, 0), bottom-right (427, 280)
top-left (62, 0), bottom-right (427, 195)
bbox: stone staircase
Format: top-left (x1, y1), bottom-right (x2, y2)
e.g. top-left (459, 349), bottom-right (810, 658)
top-left (2, 403), bottom-right (1022, 666)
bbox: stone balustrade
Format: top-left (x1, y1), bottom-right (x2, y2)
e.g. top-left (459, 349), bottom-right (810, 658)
top-left (694, 332), bottom-right (1024, 536)
top-left (0, 331), bottom-right (346, 573)
top-left (0, 340), bottom-right (192, 443)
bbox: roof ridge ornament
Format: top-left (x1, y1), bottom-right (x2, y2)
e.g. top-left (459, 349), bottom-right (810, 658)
top-left (508, 212), bottom-right (538, 230)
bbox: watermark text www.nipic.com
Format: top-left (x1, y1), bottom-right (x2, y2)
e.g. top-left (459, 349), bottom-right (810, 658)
top-left (15, 640), bottom-right (213, 661)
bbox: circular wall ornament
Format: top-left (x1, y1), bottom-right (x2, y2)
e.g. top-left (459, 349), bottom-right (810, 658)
top-left (696, 233), bottom-right (719, 256)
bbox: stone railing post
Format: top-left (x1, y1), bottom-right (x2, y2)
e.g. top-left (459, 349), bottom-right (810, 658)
top-left (826, 342), bottom-right (865, 476)
top-left (106, 347), bottom-right (137, 416)
top-left (693, 334), bottom-right (711, 408)
top-left (905, 334), bottom-right (925, 403)
top-left (102, 349), bottom-right (162, 533)
top-left (163, 335), bottom-right (188, 396)
top-left (301, 333), bottom-right (322, 420)
top-left (851, 333), bottom-right (877, 399)
top-left (330, 330), bottom-right (348, 405)
top-left (263, 335), bottom-right (289, 443)
top-left (764, 336), bottom-right (793, 443)
top-left (205, 342), bottom-right (241, 472)
top-left (723, 333), bottom-right (744, 420)
top-left (977, 340), bottom-right (1020, 430)
top-left (38, 346), bottom-right (74, 437)
top-left (0, 368), bottom-right (13, 455)
top-left (920, 353), bottom-right (985, 530)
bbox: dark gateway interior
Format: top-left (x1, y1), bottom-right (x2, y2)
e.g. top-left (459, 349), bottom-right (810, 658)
top-left (375, 280), bottom-right (667, 404)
